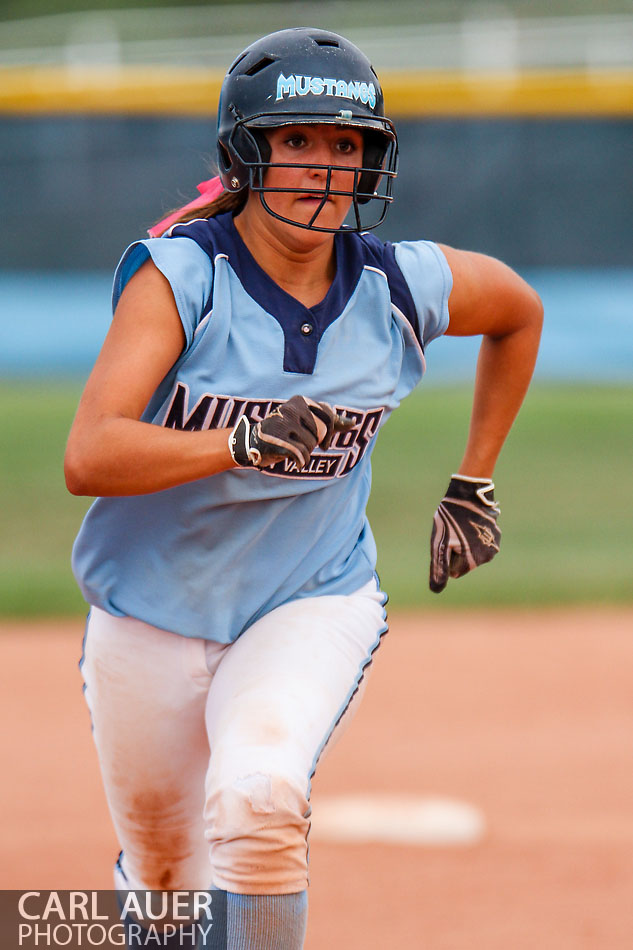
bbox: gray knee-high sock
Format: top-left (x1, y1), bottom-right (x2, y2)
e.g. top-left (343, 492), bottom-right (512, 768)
top-left (220, 892), bottom-right (308, 950)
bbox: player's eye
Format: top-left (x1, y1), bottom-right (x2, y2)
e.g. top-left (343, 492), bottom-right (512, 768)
top-left (285, 133), bottom-right (307, 149)
top-left (336, 138), bottom-right (359, 154)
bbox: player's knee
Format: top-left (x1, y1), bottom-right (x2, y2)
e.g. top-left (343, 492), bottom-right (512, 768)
top-left (116, 842), bottom-right (211, 893)
top-left (207, 770), bottom-right (308, 835)
top-left (205, 770), bottom-right (310, 892)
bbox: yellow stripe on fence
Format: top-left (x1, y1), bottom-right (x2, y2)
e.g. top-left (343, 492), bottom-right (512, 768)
top-left (0, 66), bottom-right (225, 115)
top-left (1, 66), bottom-right (632, 116)
top-left (386, 70), bottom-right (633, 116)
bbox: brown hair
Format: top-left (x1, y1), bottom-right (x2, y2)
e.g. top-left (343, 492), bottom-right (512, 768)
top-left (152, 188), bottom-right (248, 237)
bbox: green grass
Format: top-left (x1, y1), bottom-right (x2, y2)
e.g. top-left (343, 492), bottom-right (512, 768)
top-left (1, 381), bottom-right (631, 617)
top-left (0, 382), bottom-right (93, 616)
top-left (369, 384), bottom-right (633, 609)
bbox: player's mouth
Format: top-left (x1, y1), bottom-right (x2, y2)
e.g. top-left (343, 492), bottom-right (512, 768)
top-left (297, 195), bottom-right (331, 203)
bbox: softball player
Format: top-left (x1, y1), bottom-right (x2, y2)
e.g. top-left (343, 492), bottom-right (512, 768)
top-left (65, 28), bottom-right (542, 950)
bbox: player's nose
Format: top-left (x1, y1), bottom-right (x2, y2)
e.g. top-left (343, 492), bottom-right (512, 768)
top-left (307, 143), bottom-right (330, 175)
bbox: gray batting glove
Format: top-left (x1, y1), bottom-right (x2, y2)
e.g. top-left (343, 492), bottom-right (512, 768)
top-left (429, 475), bottom-right (501, 593)
top-left (229, 395), bottom-right (353, 470)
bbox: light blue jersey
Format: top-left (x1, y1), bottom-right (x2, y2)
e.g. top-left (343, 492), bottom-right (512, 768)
top-left (72, 212), bottom-right (452, 642)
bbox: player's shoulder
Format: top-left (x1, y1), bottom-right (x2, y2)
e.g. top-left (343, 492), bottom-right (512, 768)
top-left (353, 230), bottom-right (446, 299)
top-left (352, 230), bottom-right (448, 284)
top-left (113, 229), bottom-right (216, 323)
top-left (352, 229), bottom-right (392, 269)
top-left (350, 232), bottom-right (453, 348)
top-left (124, 214), bottom-right (232, 298)
top-left (166, 211), bottom-right (234, 263)
top-left (336, 230), bottom-right (403, 291)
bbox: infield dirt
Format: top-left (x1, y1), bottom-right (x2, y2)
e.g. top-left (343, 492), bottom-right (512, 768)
top-left (2, 608), bottom-right (633, 949)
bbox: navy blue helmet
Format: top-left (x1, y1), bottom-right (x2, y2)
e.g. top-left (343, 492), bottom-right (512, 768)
top-left (216, 28), bottom-right (399, 232)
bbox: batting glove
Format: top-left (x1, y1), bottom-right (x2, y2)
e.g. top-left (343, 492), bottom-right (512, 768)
top-left (429, 474), bottom-right (501, 593)
top-left (229, 395), bottom-right (352, 470)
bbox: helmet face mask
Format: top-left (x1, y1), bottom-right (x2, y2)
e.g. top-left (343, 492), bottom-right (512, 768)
top-left (216, 28), bottom-right (399, 233)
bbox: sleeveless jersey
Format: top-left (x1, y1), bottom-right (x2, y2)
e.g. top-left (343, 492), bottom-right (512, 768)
top-left (72, 212), bottom-right (452, 642)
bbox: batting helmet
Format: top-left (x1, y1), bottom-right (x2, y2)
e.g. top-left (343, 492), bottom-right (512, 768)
top-left (216, 27), bottom-right (398, 232)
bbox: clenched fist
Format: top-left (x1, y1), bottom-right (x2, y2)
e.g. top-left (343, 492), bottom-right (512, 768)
top-left (429, 475), bottom-right (501, 593)
top-left (229, 395), bottom-right (353, 470)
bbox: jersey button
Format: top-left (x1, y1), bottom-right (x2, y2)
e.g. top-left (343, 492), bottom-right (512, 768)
top-left (300, 322), bottom-right (314, 336)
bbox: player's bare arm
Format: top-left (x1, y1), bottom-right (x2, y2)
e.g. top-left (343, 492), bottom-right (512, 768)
top-left (440, 245), bottom-right (544, 478)
top-left (427, 247), bottom-right (542, 593)
top-left (64, 259), bottom-right (238, 496)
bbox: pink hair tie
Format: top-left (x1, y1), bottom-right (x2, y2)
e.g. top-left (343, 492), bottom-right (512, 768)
top-left (148, 176), bottom-right (224, 237)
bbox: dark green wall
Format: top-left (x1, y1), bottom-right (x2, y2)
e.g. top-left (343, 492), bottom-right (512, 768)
top-left (2, 116), bottom-right (631, 270)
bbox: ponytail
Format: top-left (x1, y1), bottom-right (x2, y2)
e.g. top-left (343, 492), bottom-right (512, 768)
top-left (150, 184), bottom-right (248, 237)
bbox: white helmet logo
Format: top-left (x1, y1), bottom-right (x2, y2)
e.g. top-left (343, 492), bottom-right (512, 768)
top-left (276, 73), bottom-right (376, 110)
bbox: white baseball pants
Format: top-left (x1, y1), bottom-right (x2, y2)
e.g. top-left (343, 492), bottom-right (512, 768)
top-left (80, 580), bottom-right (386, 895)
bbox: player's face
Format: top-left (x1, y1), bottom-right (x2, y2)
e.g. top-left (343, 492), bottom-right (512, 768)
top-left (260, 124), bottom-right (364, 231)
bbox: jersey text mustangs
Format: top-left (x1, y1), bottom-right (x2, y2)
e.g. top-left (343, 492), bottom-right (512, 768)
top-left (163, 382), bottom-right (384, 479)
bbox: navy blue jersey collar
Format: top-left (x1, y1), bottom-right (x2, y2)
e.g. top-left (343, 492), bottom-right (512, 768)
top-left (214, 212), bottom-right (365, 375)
top-left (170, 212), bottom-right (422, 374)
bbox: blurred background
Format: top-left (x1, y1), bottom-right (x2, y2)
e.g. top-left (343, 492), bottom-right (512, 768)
top-left (1, 0), bottom-right (632, 616)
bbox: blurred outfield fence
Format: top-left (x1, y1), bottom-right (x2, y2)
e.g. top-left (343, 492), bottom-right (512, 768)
top-left (0, 3), bottom-right (631, 377)
top-left (2, 2), bottom-right (633, 71)
top-left (1, 4), bottom-right (633, 115)
top-left (2, 268), bottom-right (632, 384)
top-left (1, 6), bottom-right (631, 378)
top-left (1, 5), bottom-right (632, 266)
